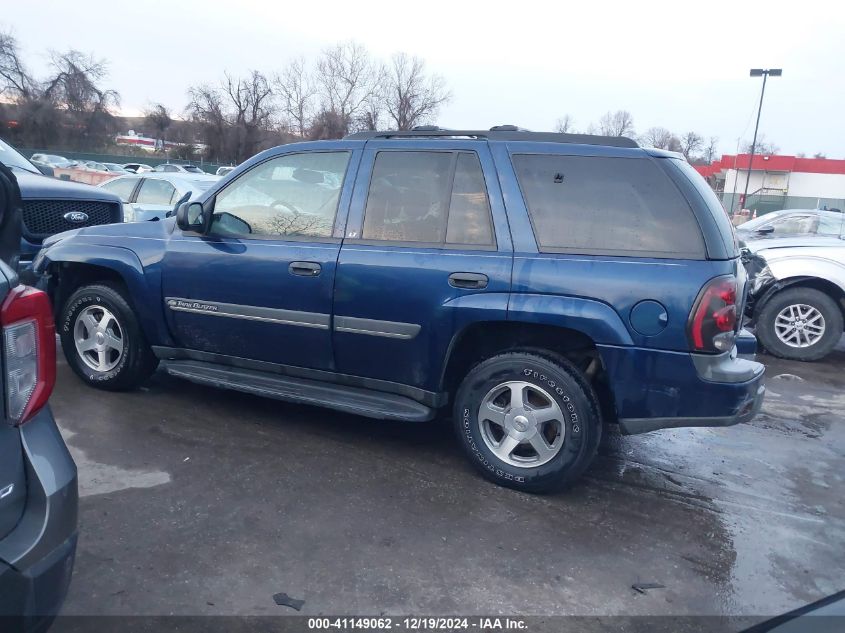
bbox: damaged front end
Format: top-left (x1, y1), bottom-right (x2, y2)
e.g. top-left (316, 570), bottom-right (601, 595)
top-left (742, 246), bottom-right (778, 319)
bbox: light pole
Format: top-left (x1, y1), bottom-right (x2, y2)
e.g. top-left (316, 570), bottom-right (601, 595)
top-left (741, 68), bottom-right (782, 211)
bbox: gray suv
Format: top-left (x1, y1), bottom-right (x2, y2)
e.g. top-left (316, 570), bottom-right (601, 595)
top-left (0, 165), bottom-right (78, 632)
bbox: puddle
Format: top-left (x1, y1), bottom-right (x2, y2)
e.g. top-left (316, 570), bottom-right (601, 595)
top-left (60, 428), bottom-right (171, 497)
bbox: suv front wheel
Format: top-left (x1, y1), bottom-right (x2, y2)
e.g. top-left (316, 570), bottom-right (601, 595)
top-left (59, 283), bottom-right (159, 390)
top-left (453, 352), bottom-right (601, 493)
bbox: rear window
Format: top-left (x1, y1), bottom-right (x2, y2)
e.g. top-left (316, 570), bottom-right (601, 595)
top-left (671, 158), bottom-right (739, 256)
top-left (513, 154), bottom-right (705, 258)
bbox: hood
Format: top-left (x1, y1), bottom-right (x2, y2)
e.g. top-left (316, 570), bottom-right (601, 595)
top-left (43, 215), bottom-right (174, 247)
top-left (14, 171), bottom-right (122, 204)
top-left (741, 235), bottom-right (844, 255)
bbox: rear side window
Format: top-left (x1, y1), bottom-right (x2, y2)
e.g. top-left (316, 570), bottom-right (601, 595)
top-left (513, 154), bottom-right (705, 258)
top-left (136, 179), bottom-right (176, 205)
top-left (362, 151), bottom-right (494, 247)
top-left (101, 177), bottom-right (137, 202)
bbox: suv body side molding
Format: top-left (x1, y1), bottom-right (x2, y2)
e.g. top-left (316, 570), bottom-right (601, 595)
top-left (165, 297), bottom-right (330, 329)
top-left (334, 316), bottom-right (421, 340)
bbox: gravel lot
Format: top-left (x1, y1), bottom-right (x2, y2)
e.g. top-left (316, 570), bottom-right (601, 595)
top-left (49, 343), bottom-right (844, 621)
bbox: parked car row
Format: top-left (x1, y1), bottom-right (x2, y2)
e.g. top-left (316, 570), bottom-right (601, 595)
top-left (99, 172), bottom-right (220, 221)
top-left (30, 152), bottom-right (215, 177)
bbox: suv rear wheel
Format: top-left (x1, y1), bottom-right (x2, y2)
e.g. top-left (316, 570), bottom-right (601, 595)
top-left (756, 287), bottom-right (843, 361)
top-left (453, 351), bottom-right (601, 493)
top-left (59, 283), bottom-right (158, 390)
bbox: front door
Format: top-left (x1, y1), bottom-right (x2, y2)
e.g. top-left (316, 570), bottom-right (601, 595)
top-left (333, 141), bottom-right (513, 393)
top-left (161, 147), bottom-right (358, 371)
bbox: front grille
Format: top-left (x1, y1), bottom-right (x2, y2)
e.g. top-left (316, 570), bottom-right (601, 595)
top-left (22, 199), bottom-right (120, 240)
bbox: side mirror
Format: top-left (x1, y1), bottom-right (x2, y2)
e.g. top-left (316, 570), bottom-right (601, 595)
top-left (35, 164), bottom-right (55, 177)
top-left (176, 201), bottom-right (206, 232)
top-left (756, 225), bottom-right (775, 234)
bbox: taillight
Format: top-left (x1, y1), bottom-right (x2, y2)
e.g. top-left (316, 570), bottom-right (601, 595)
top-left (687, 275), bottom-right (738, 353)
top-left (1, 286), bottom-right (56, 425)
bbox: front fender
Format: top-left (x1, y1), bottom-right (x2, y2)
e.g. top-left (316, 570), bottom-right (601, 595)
top-left (35, 241), bottom-right (172, 347)
top-left (767, 255), bottom-right (845, 294)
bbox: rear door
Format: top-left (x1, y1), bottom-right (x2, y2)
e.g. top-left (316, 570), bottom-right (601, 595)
top-left (332, 140), bottom-right (512, 392)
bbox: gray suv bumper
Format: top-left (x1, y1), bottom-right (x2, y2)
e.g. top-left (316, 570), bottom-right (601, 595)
top-left (0, 406), bottom-right (78, 631)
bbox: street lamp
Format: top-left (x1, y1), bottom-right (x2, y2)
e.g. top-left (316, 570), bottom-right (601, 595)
top-left (741, 68), bottom-right (782, 211)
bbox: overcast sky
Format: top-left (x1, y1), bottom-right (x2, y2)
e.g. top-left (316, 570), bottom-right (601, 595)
top-left (3, 0), bottom-right (844, 158)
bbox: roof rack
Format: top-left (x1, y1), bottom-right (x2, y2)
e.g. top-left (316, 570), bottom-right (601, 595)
top-left (344, 125), bottom-right (639, 148)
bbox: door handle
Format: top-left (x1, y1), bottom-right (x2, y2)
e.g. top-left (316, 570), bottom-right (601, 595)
top-left (289, 261), bottom-right (322, 277)
top-left (449, 272), bottom-right (488, 289)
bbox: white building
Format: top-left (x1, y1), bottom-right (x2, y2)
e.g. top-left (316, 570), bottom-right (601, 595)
top-left (695, 154), bottom-right (845, 214)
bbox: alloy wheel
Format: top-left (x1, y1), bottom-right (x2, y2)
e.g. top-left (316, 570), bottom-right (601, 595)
top-left (477, 381), bottom-right (565, 468)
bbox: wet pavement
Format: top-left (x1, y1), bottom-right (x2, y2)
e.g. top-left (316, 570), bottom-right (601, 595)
top-left (51, 345), bottom-right (844, 621)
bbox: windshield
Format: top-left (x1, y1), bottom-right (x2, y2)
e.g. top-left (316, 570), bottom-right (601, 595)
top-left (182, 165), bottom-right (204, 174)
top-left (0, 138), bottom-right (40, 174)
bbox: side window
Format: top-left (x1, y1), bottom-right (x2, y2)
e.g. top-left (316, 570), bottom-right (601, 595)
top-left (211, 151), bottom-right (350, 239)
top-left (818, 215), bottom-right (842, 235)
top-left (513, 154), bottom-right (705, 258)
top-left (362, 151), bottom-right (494, 246)
top-left (770, 215), bottom-right (815, 234)
top-left (101, 177), bottom-right (137, 202)
top-left (136, 179), bottom-right (176, 205)
top-left (446, 153), bottom-right (494, 245)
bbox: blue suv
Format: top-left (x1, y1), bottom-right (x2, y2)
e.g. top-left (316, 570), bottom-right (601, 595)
top-left (33, 127), bottom-right (765, 492)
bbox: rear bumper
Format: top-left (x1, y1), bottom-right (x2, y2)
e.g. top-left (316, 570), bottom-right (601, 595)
top-left (0, 533), bottom-right (77, 633)
top-left (0, 406), bottom-right (78, 630)
top-left (599, 344), bottom-right (766, 435)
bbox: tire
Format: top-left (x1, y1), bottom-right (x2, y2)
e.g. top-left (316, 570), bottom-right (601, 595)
top-left (756, 287), bottom-right (843, 362)
top-left (59, 283), bottom-right (158, 390)
top-left (453, 351), bottom-right (602, 493)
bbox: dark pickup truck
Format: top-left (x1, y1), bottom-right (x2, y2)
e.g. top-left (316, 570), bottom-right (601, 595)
top-left (0, 138), bottom-right (122, 282)
top-left (34, 127), bottom-right (765, 492)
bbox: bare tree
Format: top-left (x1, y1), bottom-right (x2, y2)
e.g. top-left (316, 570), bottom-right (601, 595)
top-left (308, 109), bottom-right (348, 140)
top-left (275, 57), bottom-right (316, 137)
top-left (144, 103), bottom-right (172, 150)
top-left (598, 110), bottom-right (635, 138)
top-left (40, 50), bottom-right (119, 147)
top-left (187, 83), bottom-right (229, 160)
top-left (679, 131), bottom-right (704, 160)
top-left (314, 42), bottom-right (384, 136)
top-left (704, 136), bottom-right (719, 163)
top-left (554, 114), bottom-right (575, 133)
top-left (0, 30), bottom-right (36, 100)
top-left (813, 152), bottom-right (826, 159)
top-left (222, 70), bottom-right (276, 161)
top-left (384, 52), bottom-right (450, 130)
top-left (742, 134), bottom-right (779, 155)
top-left (642, 126), bottom-right (678, 150)
top-left (43, 51), bottom-right (119, 114)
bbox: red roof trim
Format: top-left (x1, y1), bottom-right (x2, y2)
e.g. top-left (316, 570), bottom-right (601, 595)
top-left (696, 154), bottom-right (845, 176)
